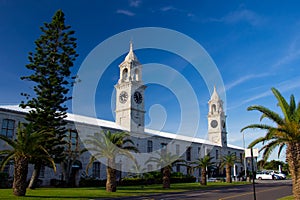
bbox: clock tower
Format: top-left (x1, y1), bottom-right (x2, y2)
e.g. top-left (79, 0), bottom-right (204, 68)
top-left (115, 42), bottom-right (146, 134)
top-left (207, 86), bottom-right (227, 147)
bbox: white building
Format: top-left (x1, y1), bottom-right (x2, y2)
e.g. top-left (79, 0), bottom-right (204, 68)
top-left (0, 43), bottom-right (247, 186)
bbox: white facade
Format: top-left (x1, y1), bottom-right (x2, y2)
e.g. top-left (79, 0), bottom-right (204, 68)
top-left (0, 43), bottom-right (247, 186)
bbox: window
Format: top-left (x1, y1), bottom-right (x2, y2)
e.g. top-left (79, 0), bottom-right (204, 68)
top-left (176, 164), bottom-right (180, 173)
top-left (122, 68), bottom-right (128, 80)
top-left (1, 119), bottom-right (15, 138)
top-left (92, 162), bottom-right (101, 178)
top-left (40, 165), bottom-right (45, 178)
top-left (147, 140), bottom-right (153, 153)
top-left (161, 143), bottom-right (167, 155)
top-left (161, 143), bottom-right (167, 149)
top-left (147, 164), bottom-right (153, 172)
top-left (211, 104), bottom-right (216, 113)
top-left (228, 151), bottom-right (231, 155)
top-left (198, 147), bottom-right (201, 154)
top-left (176, 144), bottom-right (180, 155)
top-left (240, 153), bottom-right (243, 161)
top-left (187, 166), bottom-right (192, 175)
top-left (69, 130), bottom-right (78, 151)
top-left (134, 68), bottom-right (140, 81)
top-left (186, 147), bottom-right (191, 161)
top-left (216, 149), bottom-right (219, 160)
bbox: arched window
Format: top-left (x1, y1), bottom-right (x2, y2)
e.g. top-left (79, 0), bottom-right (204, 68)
top-left (92, 162), bottom-right (101, 178)
top-left (122, 68), bottom-right (128, 80)
top-left (147, 164), bottom-right (153, 172)
top-left (134, 68), bottom-right (140, 81)
top-left (211, 104), bottom-right (217, 113)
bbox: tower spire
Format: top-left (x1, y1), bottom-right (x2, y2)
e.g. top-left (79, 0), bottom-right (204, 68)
top-left (211, 85), bottom-right (220, 100)
top-left (124, 40), bottom-right (139, 62)
top-left (129, 40), bottom-right (133, 52)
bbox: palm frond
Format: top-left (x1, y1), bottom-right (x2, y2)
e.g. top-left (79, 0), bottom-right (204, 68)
top-left (241, 124), bottom-right (276, 132)
top-left (248, 105), bottom-right (284, 125)
top-left (271, 87), bottom-right (291, 122)
top-left (0, 135), bottom-right (16, 149)
top-left (260, 140), bottom-right (281, 161)
top-left (277, 143), bottom-right (286, 158)
top-left (84, 130), bottom-right (139, 170)
top-left (220, 153), bottom-right (237, 168)
top-left (85, 156), bottom-right (97, 175)
top-left (0, 151), bottom-right (14, 171)
top-left (192, 155), bottom-right (215, 169)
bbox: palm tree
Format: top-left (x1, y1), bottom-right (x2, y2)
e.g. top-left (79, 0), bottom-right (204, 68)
top-left (220, 153), bottom-right (237, 183)
top-left (129, 161), bottom-right (147, 178)
top-left (192, 155), bottom-right (214, 185)
top-left (241, 87), bottom-right (300, 199)
top-left (146, 151), bottom-right (184, 189)
top-left (0, 123), bottom-right (56, 196)
top-left (84, 131), bottom-right (138, 192)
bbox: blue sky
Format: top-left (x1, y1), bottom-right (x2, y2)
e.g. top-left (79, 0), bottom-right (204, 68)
top-left (1, 0), bottom-right (300, 161)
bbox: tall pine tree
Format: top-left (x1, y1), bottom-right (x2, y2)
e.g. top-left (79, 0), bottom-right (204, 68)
top-left (20, 10), bottom-right (78, 188)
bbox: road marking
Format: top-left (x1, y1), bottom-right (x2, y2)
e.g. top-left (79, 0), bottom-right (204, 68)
top-left (219, 186), bottom-right (285, 200)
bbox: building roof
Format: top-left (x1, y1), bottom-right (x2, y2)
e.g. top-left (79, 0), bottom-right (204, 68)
top-left (0, 105), bottom-right (244, 150)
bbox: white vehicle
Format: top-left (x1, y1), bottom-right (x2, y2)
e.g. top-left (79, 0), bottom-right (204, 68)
top-left (268, 170), bottom-right (286, 179)
top-left (256, 171), bottom-right (275, 180)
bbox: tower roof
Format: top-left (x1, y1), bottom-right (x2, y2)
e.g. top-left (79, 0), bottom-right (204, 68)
top-left (210, 86), bottom-right (220, 101)
top-left (124, 41), bottom-right (139, 62)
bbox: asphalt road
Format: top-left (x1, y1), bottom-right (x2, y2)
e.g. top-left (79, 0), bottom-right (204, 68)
top-left (109, 180), bottom-right (292, 200)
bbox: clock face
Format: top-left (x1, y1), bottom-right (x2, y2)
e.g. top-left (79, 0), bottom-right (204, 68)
top-left (134, 91), bottom-right (143, 104)
top-left (119, 91), bottom-right (128, 104)
top-left (210, 120), bottom-right (218, 128)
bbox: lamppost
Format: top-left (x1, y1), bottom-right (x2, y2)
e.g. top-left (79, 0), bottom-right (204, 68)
top-left (243, 132), bottom-right (247, 179)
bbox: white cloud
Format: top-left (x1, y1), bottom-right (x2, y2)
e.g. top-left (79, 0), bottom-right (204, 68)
top-left (116, 9), bottom-right (135, 16)
top-left (209, 9), bottom-right (263, 26)
top-left (227, 76), bottom-right (300, 111)
top-left (242, 77), bottom-right (300, 104)
top-left (242, 90), bottom-right (271, 104)
top-left (160, 6), bottom-right (177, 12)
top-left (226, 73), bottom-right (270, 91)
top-left (129, 0), bottom-right (141, 8)
top-left (159, 6), bottom-right (194, 17)
top-left (272, 37), bottom-right (300, 69)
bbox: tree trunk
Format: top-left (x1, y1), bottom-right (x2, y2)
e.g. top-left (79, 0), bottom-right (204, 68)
top-left (61, 160), bottom-right (73, 187)
top-left (13, 156), bottom-right (29, 196)
top-left (162, 167), bottom-right (171, 189)
top-left (28, 161), bottom-right (41, 189)
top-left (226, 165), bottom-right (232, 183)
top-left (106, 159), bottom-right (116, 192)
top-left (200, 167), bottom-right (207, 185)
top-left (286, 142), bottom-right (300, 200)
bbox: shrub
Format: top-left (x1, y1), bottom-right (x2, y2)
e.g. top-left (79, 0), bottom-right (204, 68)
top-left (120, 177), bottom-right (146, 186)
top-left (50, 179), bottom-right (66, 187)
top-left (171, 172), bottom-right (184, 178)
top-left (0, 172), bottom-right (9, 188)
top-left (119, 172), bottom-right (196, 186)
top-left (0, 172), bottom-right (12, 188)
top-left (79, 177), bottom-right (106, 187)
top-left (171, 176), bottom-right (196, 183)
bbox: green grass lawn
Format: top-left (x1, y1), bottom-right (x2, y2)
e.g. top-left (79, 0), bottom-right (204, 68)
top-left (0, 182), bottom-right (249, 200)
top-left (278, 196), bottom-right (294, 200)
